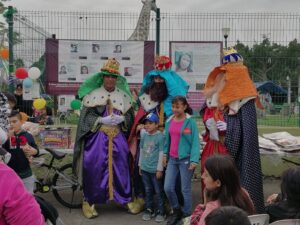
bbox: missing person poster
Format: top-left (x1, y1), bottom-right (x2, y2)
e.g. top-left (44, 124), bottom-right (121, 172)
top-left (58, 40), bottom-right (145, 83)
top-left (58, 95), bottom-right (75, 112)
top-left (170, 42), bottom-right (222, 91)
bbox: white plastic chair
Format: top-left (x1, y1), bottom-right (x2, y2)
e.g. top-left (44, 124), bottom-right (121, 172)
top-left (248, 214), bottom-right (270, 225)
top-left (269, 219), bottom-right (300, 225)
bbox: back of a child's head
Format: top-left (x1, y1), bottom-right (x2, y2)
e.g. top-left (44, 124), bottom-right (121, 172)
top-left (281, 167), bottom-right (300, 208)
top-left (205, 206), bottom-right (251, 225)
top-left (172, 95), bottom-right (193, 115)
top-left (8, 110), bottom-right (21, 120)
top-left (205, 155), bottom-right (255, 214)
top-left (205, 155), bottom-right (241, 194)
top-left (3, 92), bottom-right (17, 107)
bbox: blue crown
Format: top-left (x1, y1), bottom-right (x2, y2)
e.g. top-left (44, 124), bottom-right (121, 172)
top-left (223, 48), bottom-right (243, 63)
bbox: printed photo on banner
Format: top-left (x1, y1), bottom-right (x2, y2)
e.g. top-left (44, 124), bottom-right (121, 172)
top-left (58, 62), bottom-right (77, 82)
top-left (58, 95), bottom-right (75, 112)
top-left (175, 51), bottom-right (193, 73)
top-left (70, 43), bottom-right (78, 53)
top-left (170, 42), bottom-right (222, 91)
top-left (92, 44), bottom-right (100, 53)
top-left (113, 44), bottom-right (122, 53)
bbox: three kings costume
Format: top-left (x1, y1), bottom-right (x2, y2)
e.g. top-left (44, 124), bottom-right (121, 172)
top-left (73, 59), bottom-right (135, 210)
top-left (127, 56), bottom-right (189, 213)
top-left (202, 49), bottom-right (265, 213)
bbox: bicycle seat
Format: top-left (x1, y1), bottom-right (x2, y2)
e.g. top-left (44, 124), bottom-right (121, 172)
top-left (44, 148), bottom-right (66, 160)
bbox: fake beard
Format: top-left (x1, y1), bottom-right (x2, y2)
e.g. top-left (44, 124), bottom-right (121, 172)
top-left (145, 82), bottom-right (168, 102)
top-left (204, 73), bottom-right (225, 108)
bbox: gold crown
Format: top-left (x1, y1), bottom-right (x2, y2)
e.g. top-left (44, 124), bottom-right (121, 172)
top-left (101, 58), bottom-right (120, 75)
top-left (223, 47), bottom-right (238, 56)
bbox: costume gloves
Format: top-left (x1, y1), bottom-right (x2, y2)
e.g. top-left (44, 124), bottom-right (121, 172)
top-left (111, 114), bottom-right (125, 125)
top-left (216, 120), bottom-right (227, 131)
top-left (100, 114), bottom-right (124, 125)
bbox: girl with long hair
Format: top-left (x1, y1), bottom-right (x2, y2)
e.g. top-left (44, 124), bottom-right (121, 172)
top-left (190, 155), bottom-right (254, 225)
top-left (163, 96), bottom-right (200, 225)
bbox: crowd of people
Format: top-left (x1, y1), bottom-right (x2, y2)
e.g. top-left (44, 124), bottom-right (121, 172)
top-left (0, 51), bottom-right (299, 225)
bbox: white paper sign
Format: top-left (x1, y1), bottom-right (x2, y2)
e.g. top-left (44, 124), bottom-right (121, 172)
top-left (58, 40), bottom-right (145, 83)
top-left (170, 42), bottom-right (222, 91)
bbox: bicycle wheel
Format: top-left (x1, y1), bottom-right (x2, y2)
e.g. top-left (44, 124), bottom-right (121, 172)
top-left (52, 163), bottom-right (82, 208)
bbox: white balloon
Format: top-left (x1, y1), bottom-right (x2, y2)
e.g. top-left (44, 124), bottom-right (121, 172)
top-left (28, 67), bottom-right (41, 80)
top-left (0, 127), bottom-right (7, 145)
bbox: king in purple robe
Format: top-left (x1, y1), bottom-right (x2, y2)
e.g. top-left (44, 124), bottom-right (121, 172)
top-left (73, 58), bottom-right (134, 219)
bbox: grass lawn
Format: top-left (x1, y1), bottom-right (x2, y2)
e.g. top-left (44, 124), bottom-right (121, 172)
top-left (257, 114), bottom-right (299, 127)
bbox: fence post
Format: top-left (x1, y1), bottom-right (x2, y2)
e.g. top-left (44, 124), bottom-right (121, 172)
top-left (156, 8), bottom-right (160, 55)
top-left (4, 6), bottom-right (16, 93)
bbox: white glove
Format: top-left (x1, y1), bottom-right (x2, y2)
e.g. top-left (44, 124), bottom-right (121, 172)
top-left (205, 118), bottom-right (219, 141)
top-left (205, 118), bottom-right (216, 130)
top-left (216, 120), bottom-right (227, 131)
top-left (111, 114), bottom-right (125, 125)
top-left (100, 115), bottom-right (114, 125)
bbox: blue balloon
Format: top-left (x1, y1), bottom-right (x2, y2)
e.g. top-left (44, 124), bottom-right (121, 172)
top-left (23, 78), bottom-right (33, 88)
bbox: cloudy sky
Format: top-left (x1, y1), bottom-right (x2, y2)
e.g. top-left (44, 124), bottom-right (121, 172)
top-left (4, 0), bottom-right (300, 12)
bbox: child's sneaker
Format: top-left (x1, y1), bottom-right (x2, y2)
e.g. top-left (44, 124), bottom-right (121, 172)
top-left (155, 213), bottom-right (165, 223)
top-left (142, 208), bottom-right (154, 221)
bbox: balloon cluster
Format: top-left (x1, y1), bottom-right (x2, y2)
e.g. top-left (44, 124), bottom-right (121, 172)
top-left (14, 67), bottom-right (44, 111)
top-left (15, 67), bottom-right (41, 88)
top-left (15, 67), bottom-right (41, 95)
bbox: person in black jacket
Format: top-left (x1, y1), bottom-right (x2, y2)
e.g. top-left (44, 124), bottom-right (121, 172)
top-left (3, 110), bottom-right (39, 194)
top-left (266, 167), bottom-right (300, 223)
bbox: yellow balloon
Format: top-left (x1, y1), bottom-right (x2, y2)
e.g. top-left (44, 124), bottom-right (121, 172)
top-left (33, 98), bottom-right (46, 110)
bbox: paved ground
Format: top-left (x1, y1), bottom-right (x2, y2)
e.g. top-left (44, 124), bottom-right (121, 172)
top-left (38, 178), bottom-right (281, 225)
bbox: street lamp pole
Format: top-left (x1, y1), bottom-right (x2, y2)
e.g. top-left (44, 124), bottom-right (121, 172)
top-left (221, 28), bottom-right (230, 49)
top-left (287, 75), bottom-right (291, 105)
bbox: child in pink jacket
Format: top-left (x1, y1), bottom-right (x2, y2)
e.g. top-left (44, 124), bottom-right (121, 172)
top-left (0, 162), bottom-right (44, 225)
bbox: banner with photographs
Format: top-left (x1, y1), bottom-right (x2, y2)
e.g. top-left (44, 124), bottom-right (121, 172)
top-left (58, 95), bottom-right (75, 112)
top-left (58, 40), bottom-right (145, 83)
top-left (170, 42), bottom-right (222, 91)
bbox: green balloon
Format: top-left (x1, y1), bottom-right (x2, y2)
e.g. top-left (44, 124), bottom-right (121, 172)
top-left (70, 99), bottom-right (81, 110)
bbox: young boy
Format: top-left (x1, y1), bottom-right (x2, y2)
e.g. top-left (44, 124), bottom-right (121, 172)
top-left (34, 106), bottom-right (54, 125)
top-left (138, 113), bottom-right (165, 222)
top-left (3, 110), bottom-right (39, 193)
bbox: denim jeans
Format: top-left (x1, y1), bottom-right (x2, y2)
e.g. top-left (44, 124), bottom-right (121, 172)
top-left (141, 170), bottom-right (164, 214)
top-left (22, 175), bottom-right (35, 194)
top-left (164, 157), bottom-right (194, 216)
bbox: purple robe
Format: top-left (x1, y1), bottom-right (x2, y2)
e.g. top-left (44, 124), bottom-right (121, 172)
top-left (82, 108), bottom-right (131, 205)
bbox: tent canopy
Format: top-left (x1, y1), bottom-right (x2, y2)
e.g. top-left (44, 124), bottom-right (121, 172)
top-left (255, 81), bottom-right (287, 95)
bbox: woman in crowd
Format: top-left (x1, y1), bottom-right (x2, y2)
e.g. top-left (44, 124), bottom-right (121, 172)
top-left (266, 167), bottom-right (300, 223)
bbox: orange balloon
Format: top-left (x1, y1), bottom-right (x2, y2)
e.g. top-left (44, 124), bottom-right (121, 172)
top-left (0, 48), bottom-right (9, 60)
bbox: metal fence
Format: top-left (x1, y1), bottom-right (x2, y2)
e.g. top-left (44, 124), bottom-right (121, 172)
top-left (11, 11), bottom-right (300, 126)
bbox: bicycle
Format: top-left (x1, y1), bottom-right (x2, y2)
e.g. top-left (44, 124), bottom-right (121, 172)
top-left (33, 148), bottom-right (82, 209)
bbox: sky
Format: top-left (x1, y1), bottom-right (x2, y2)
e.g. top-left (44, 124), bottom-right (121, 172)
top-left (3, 0), bottom-right (300, 12)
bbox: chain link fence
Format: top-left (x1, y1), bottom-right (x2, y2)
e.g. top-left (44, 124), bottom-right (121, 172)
top-left (11, 11), bottom-right (300, 126)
